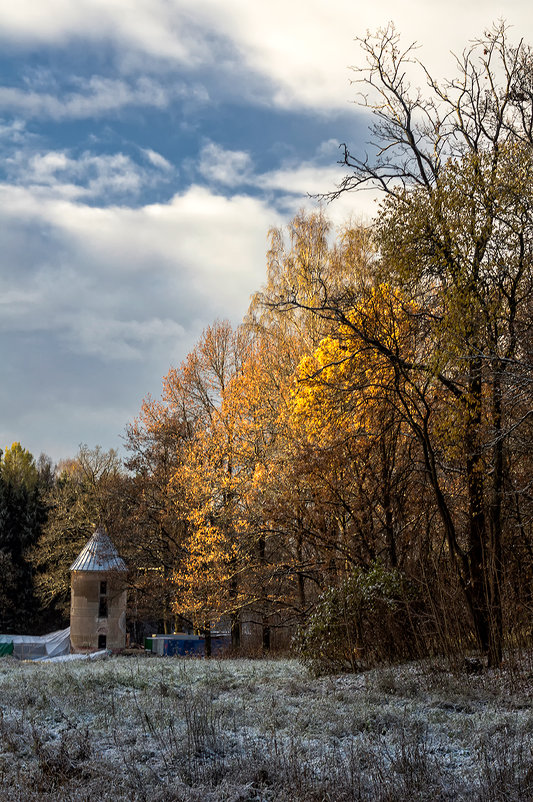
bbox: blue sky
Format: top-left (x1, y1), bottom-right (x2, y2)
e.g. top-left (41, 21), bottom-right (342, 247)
top-left (0, 0), bottom-right (530, 463)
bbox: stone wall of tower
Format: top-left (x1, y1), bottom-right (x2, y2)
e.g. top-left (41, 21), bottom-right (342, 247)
top-left (70, 571), bottom-right (127, 652)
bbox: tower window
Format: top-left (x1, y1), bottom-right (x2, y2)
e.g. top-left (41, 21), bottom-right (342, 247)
top-left (98, 580), bottom-right (108, 618)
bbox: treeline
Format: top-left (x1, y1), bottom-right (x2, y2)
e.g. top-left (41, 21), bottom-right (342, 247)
top-left (0, 440), bottom-right (189, 637)
top-left (3, 23), bottom-right (533, 670)
top-left (123, 199), bottom-right (532, 670)
top-left (123, 22), bottom-right (533, 669)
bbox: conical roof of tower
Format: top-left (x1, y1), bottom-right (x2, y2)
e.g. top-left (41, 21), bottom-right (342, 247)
top-left (70, 526), bottom-right (127, 572)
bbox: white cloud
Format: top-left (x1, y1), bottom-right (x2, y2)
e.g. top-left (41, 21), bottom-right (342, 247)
top-left (0, 139), bottom-right (381, 405)
top-left (257, 164), bottom-right (380, 224)
top-left (0, 288), bottom-right (40, 314)
top-left (258, 164), bottom-right (345, 197)
top-left (0, 1), bottom-right (204, 63)
top-left (71, 316), bottom-right (187, 361)
top-left (0, 181), bottom-right (280, 357)
top-left (175, 1), bottom-right (533, 110)
top-left (0, 76), bottom-right (183, 120)
top-left (142, 148), bottom-right (173, 172)
top-left (0, 137), bottom-right (381, 461)
top-left (0, 177), bottom-right (285, 460)
top-left (198, 142), bottom-right (253, 187)
top-left (4, 148), bottom-right (174, 201)
top-left (192, 138), bottom-right (379, 223)
top-left (0, 119), bottom-right (28, 142)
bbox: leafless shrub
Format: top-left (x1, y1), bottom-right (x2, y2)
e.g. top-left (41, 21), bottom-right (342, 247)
top-left (32, 726), bottom-right (92, 791)
top-left (476, 728), bottom-right (533, 802)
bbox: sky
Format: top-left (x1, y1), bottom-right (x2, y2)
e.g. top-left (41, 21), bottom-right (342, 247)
top-left (0, 0), bottom-right (531, 464)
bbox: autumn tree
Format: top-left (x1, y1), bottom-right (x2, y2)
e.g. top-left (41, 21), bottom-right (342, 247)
top-left (124, 394), bottom-right (193, 633)
top-left (239, 216), bottom-right (404, 649)
top-left (281, 22), bottom-right (533, 666)
top-left (31, 444), bottom-right (128, 620)
top-left (293, 286), bottom-right (423, 570)
top-left (126, 214), bottom-right (389, 653)
top-left (125, 321), bottom-right (252, 645)
top-left (169, 321), bottom-right (251, 648)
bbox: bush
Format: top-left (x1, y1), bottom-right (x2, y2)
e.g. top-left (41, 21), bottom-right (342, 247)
top-left (295, 563), bottom-right (419, 674)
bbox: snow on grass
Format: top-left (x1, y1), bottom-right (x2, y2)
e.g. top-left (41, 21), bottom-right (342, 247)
top-left (0, 655), bottom-right (532, 800)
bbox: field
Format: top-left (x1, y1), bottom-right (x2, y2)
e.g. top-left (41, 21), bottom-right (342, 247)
top-left (0, 655), bottom-right (533, 801)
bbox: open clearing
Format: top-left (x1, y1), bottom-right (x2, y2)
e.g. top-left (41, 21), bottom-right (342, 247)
top-left (0, 655), bottom-right (532, 800)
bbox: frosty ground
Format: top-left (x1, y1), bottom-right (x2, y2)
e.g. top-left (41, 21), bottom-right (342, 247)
top-left (0, 655), bottom-right (532, 801)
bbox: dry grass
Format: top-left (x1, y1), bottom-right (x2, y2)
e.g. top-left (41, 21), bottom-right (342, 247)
top-left (0, 654), bottom-right (532, 800)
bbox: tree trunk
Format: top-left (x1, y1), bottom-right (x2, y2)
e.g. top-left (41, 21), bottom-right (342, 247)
top-left (231, 612), bottom-right (241, 650)
top-left (297, 531), bottom-right (306, 609)
top-left (262, 619), bottom-right (271, 652)
top-left (488, 367), bottom-right (504, 667)
top-left (463, 357), bottom-right (502, 666)
top-left (381, 438), bottom-right (397, 568)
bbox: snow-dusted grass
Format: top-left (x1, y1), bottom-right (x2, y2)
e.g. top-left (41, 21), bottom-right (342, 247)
top-left (0, 655), bottom-right (532, 800)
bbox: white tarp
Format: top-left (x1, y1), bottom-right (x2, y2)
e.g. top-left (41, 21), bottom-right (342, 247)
top-left (0, 627), bottom-right (70, 660)
top-left (34, 649), bottom-right (107, 663)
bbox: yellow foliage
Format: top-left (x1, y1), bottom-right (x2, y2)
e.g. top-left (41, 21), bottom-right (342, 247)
top-left (291, 284), bottom-right (417, 445)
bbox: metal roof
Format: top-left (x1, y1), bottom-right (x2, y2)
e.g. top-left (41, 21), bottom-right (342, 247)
top-left (70, 527), bottom-right (127, 572)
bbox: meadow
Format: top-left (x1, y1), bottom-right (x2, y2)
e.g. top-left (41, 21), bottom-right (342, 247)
top-left (0, 655), bottom-right (532, 801)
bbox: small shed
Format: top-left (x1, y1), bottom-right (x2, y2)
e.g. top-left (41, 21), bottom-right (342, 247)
top-left (70, 527), bottom-right (127, 652)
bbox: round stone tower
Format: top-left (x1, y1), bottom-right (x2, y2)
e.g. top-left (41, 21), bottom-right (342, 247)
top-left (70, 526), bottom-right (127, 652)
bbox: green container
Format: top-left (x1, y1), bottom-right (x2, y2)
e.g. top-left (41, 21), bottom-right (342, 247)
top-left (0, 642), bottom-right (14, 657)
top-left (144, 637), bottom-right (153, 652)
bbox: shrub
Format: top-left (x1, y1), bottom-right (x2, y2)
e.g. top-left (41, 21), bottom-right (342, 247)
top-left (295, 563), bottom-right (418, 674)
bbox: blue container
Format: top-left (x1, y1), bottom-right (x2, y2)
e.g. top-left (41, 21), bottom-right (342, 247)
top-left (211, 635), bottom-right (231, 655)
top-left (150, 632), bottom-right (232, 657)
top-left (162, 635), bottom-right (204, 656)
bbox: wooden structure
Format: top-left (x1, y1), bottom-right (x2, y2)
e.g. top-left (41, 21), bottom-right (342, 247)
top-left (70, 527), bottom-right (127, 652)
